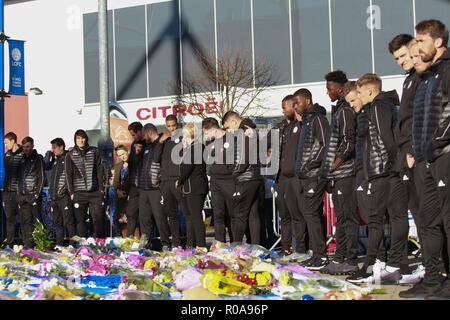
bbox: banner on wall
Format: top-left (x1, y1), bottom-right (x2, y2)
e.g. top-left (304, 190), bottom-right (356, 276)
top-left (8, 39), bottom-right (26, 96)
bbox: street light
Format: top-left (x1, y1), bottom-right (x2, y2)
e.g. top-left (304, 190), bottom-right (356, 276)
top-left (29, 87), bottom-right (42, 95)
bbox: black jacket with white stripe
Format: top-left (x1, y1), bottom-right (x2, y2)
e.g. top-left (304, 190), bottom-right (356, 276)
top-left (17, 149), bottom-right (45, 198)
top-left (295, 103), bottom-right (330, 179)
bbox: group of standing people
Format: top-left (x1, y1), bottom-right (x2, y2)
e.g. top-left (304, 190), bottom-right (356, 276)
top-left (1, 17), bottom-right (449, 300)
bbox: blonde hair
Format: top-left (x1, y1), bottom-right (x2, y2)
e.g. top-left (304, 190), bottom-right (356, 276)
top-left (343, 81), bottom-right (357, 98)
top-left (356, 73), bottom-right (382, 91)
top-left (182, 123), bottom-right (196, 140)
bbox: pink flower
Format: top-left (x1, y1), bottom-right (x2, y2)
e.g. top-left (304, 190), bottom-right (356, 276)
top-left (127, 254), bottom-right (149, 269)
top-left (95, 238), bottom-right (106, 246)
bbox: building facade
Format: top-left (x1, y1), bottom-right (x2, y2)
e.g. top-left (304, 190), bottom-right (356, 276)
top-left (4, 0), bottom-right (450, 153)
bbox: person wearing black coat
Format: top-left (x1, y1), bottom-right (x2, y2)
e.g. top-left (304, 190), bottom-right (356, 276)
top-left (292, 88), bottom-right (330, 271)
top-left (17, 136), bottom-right (45, 248)
top-left (3, 132), bottom-right (24, 248)
top-left (137, 123), bottom-right (171, 250)
top-left (222, 112), bottom-right (264, 245)
top-left (176, 123), bottom-right (208, 251)
top-left (47, 138), bottom-right (76, 246)
top-left (65, 129), bottom-right (105, 238)
top-left (320, 71), bottom-right (359, 276)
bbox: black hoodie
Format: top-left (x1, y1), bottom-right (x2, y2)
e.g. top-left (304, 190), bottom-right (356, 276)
top-left (4, 145), bottom-right (24, 192)
top-left (295, 103), bottom-right (330, 179)
top-left (360, 90), bottom-right (400, 180)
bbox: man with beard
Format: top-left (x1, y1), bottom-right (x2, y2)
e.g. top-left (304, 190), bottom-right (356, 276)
top-left (293, 88), bottom-right (330, 271)
top-left (400, 20), bottom-right (450, 300)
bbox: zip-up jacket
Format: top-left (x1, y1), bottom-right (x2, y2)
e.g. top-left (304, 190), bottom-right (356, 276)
top-left (17, 149), bottom-right (45, 197)
top-left (128, 139), bottom-right (145, 187)
top-left (321, 98), bottom-right (356, 180)
top-left (154, 136), bottom-right (183, 181)
top-left (232, 118), bottom-right (262, 183)
top-left (3, 146), bottom-right (24, 192)
top-left (275, 119), bottom-right (302, 182)
top-left (49, 151), bottom-right (69, 200)
top-left (359, 90), bottom-right (399, 180)
top-left (179, 141), bottom-right (208, 196)
top-left (295, 103), bottom-right (330, 179)
top-left (137, 138), bottom-right (162, 190)
top-left (395, 69), bottom-right (421, 155)
top-left (422, 49), bottom-right (450, 163)
top-left (206, 132), bottom-right (235, 181)
top-left (65, 145), bottom-right (104, 194)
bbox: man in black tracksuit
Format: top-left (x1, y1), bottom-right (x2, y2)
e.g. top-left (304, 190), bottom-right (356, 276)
top-left (271, 95), bottom-right (307, 259)
top-left (47, 138), bottom-right (76, 246)
top-left (202, 118), bottom-right (236, 244)
top-left (17, 136), bottom-right (45, 248)
top-left (320, 71), bottom-right (359, 275)
top-left (400, 20), bottom-right (450, 299)
top-left (346, 74), bottom-right (403, 284)
top-left (292, 88), bottom-right (330, 271)
top-left (223, 111), bottom-right (264, 245)
top-left (126, 122), bottom-right (145, 238)
top-left (155, 115), bottom-right (183, 248)
top-left (3, 132), bottom-right (24, 248)
top-left (65, 130), bottom-right (105, 238)
top-left (137, 123), bottom-right (171, 250)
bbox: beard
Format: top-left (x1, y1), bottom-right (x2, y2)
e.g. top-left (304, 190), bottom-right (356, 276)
top-left (421, 47), bottom-right (437, 63)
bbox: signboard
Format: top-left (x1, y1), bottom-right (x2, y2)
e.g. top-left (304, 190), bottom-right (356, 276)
top-left (8, 39), bottom-right (26, 96)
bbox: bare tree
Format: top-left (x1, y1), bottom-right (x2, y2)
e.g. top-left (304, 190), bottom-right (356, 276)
top-left (171, 46), bottom-right (280, 121)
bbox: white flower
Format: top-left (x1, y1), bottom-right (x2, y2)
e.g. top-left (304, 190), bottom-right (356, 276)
top-left (13, 245), bottom-right (23, 253)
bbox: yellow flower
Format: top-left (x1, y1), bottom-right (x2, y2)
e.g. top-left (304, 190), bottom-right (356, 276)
top-left (278, 270), bottom-right (292, 286)
top-left (201, 271), bottom-right (250, 295)
top-left (256, 271), bottom-right (272, 286)
top-left (143, 259), bottom-right (159, 270)
top-left (0, 266), bottom-right (8, 277)
top-left (49, 285), bottom-right (76, 300)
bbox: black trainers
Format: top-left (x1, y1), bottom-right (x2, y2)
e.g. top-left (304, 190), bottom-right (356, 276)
top-left (302, 255), bottom-right (329, 271)
top-left (346, 265), bottom-right (373, 284)
top-left (399, 280), bottom-right (442, 299)
top-left (425, 281), bottom-right (450, 300)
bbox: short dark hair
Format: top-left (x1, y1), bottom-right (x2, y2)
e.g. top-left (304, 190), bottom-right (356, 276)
top-left (165, 114), bottom-right (177, 123)
top-left (416, 19), bottom-right (449, 47)
top-left (114, 144), bottom-right (128, 153)
top-left (51, 137), bottom-right (65, 149)
top-left (324, 70), bottom-right (348, 85)
top-left (202, 117), bottom-right (220, 130)
top-left (222, 111), bottom-right (240, 126)
top-left (74, 129), bottom-right (89, 144)
top-left (142, 123), bottom-right (158, 135)
top-left (4, 132), bottom-right (17, 143)
top-left (388, 34), bottom-right (414, 54)
top-left (128, 121), bottom-right (143, 133)
top-left (282, 94), bottom-right (294, 103)
top-left (22, 136), bottom-right (34, 145)
top-left (293, 88), bottom-right (313, 103)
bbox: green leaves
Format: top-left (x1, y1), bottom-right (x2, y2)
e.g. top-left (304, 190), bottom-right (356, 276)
top-left (32, 219), bottom-right (54, 252)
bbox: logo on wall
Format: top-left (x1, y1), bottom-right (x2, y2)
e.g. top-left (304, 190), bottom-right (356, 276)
top-left (8, 39), bottom-right (26, 96)
top-left (11, 48), bottom-right (22, 62)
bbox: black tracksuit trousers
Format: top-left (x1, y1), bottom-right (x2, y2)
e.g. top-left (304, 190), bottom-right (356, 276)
top-left (293, 178), bottom-right (328, 258)
top-left (73, 191), bottom-right (105, 238)
top-left (139, 188), bottom-right (170, 247)
top-left (332, 176), bottom-right (359, 264)
top-left (17, 194), bottom-right (43, 248)
top-left (160, 179), bottom-right (182, 247)
top-left (2, 191), bottom-right (19, 246)
top-left (51, 195), bottom-right (76, 246)
top-left (210, 179), bottom-right (235, 243)
top-left (180, 194), bottom-right (207, 248)
top-left (275, 177), bottom-right (307, 253)
top-left (232, 180), bottom-right (264, 245)
top-left (125, 185), bottom-right (141, 238)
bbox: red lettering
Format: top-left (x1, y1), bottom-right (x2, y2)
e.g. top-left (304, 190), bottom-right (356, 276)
top-left (137, 108), bottom-right (151, 120)
top-left (173, 104), bottom-right (186, 116)
top-left (188, 103), bottom-right (204, 116)
top-left (152, 107), bottom-right (157, 119)
top-left (158, 106), bottom-right (171, 118)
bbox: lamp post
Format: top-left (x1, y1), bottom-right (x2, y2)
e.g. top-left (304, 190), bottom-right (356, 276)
top-left (0, 0), bottom-right (6, 190)
top-left (97, 0), bottom-right (114, 173)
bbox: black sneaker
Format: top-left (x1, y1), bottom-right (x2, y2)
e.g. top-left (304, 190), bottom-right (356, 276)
top-left (399, 280), bottom-right (442, 299)
top-left (303, 255), bottom-right (329, 271)
top-left (425, 281), bottom-right (450, 300)
top-left (346, 265), bottom-right (373, 284)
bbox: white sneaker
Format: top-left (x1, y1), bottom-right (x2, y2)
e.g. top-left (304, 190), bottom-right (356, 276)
top-left (399, 264), bottom-right (425, 285)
